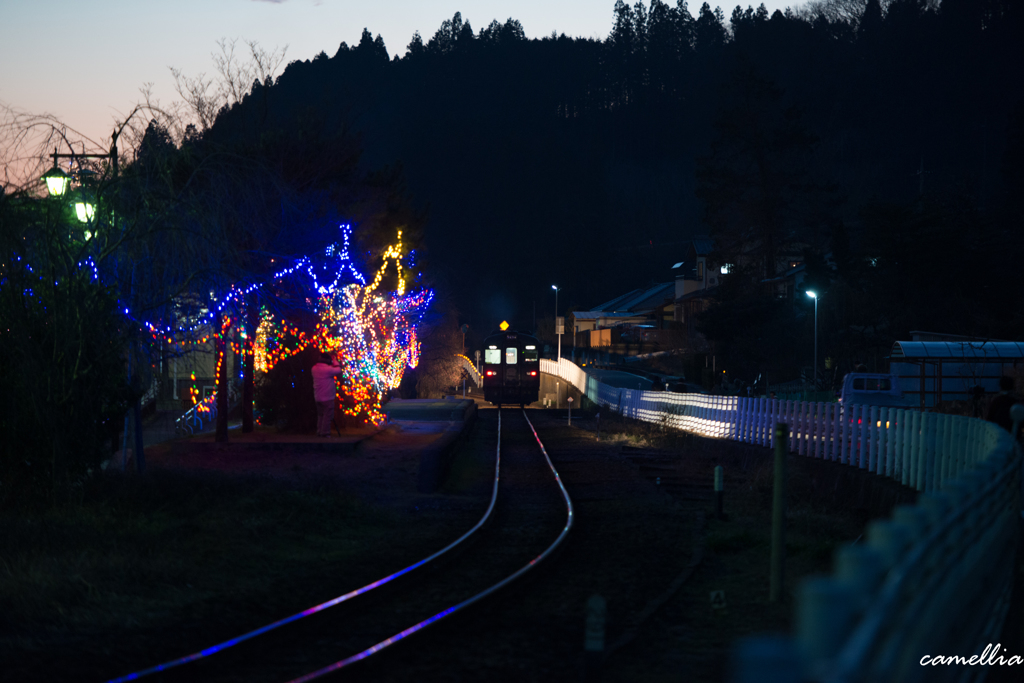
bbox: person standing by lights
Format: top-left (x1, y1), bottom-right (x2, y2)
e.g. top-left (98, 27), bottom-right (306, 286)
top-left (312, 352), bottom-right (343, 437)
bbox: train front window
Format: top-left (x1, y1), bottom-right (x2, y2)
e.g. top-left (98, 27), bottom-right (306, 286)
top-left (484, 349), bottom-right (501, 364)
top-left (505, 348), bottom-right (518, 364)
top-left (523, 350), bottom-right (538, 362)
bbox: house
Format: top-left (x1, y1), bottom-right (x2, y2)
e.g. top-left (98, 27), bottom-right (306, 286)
top-left (572, 237), bottom-right (727, 353)
top-left (571, 282), bottom-right (675, 349)
top-left (671, 236), bottom-right (720, 298)
top-left (668, 236), bottom-right (721, 333)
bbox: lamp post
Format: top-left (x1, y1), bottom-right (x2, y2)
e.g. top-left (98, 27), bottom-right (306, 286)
top-left (552, 284), bottom-right (561, 362)
top-left (40, 134), bottom-right (143, 469)
top-left (806, 290), bottom-right (818, 388)
top-left (40, 134), bottom-right (119, 228)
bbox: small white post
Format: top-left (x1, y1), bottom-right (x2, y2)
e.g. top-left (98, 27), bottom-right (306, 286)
top-left (858, 405), bottom-right (871, 468)
top-left (868, 409), bottom-right (876, 473)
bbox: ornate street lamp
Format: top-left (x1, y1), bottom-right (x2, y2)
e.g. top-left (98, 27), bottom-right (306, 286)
top-left (74, 192), bottom-right (96, 223)
top-left (41, 162), bottom-right (72, 197)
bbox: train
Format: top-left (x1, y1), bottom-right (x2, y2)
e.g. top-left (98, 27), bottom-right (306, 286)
top-left (481, 328), bottom-right (541, 407)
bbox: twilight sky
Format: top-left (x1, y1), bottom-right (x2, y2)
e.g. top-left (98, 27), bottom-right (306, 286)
top-left (1, 0), bottom-right (798, 153)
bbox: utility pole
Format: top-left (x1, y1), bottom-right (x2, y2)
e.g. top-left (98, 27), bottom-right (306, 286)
top-left (552, 285), bottom-right (562, 362)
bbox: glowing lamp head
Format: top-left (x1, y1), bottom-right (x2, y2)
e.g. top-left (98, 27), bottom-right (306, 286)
top-left (806, 290), bottom-right (817, 299)
top-left (41, 165), bottom-right (71, 197)
top-left (551, 284), bottom-right (558, 291)
top-left (74, 198), bottom-right (96, 223)
top-left (499, 320), bottom-right (510, 331)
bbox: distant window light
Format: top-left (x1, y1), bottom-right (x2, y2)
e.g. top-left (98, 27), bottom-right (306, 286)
top-left (869, 257), bottom-right (879, 267)
top-left (697, 261), bottom-right (704, 279)
top-left (505, 347), bottom-right (518, 365)
top-left (484, 349), bottom-right (501, 364)
top-left (525, 345), bottom-right (536, 350)
top-left (721, 264), bottom-right (732, 274)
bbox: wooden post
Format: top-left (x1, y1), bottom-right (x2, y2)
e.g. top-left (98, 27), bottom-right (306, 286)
top-left (770, 423), bottom-right (788, 602)
top-left (583, 594), bottom-right (606, 681)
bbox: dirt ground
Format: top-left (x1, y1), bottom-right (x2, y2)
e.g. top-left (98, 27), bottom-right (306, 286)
top-left (1, 405), bottom-right (937, 683)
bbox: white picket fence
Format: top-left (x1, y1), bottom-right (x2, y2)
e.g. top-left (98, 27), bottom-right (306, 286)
top-left (541, 357), bottom-right (1022, 682)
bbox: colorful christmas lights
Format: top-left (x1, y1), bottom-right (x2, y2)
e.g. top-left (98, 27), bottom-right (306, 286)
top-left (166, 224), bottom-right (432, 427)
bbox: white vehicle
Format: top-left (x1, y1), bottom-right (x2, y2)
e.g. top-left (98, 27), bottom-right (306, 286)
top-left (839, 372), bottom-right (915, 409)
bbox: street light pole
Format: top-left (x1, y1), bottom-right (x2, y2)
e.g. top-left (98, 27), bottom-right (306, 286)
top-left (806, 291), bottom-right (818, 388)
top-left (552, 285), bottom-right (561, 362)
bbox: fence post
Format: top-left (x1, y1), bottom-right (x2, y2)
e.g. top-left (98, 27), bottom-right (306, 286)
top-left (802, 402), bottom-right (812, 456)
top-left (919, 411), bottom-right (931, 492)
top-left (955, 416), bottom-right (968, 480)
top-left (771, 399), bottom-right (780, 450)
top-left (729, 396), bottom-right (738, 440)
top-left (908, 410), bottom-right (921, 489)
top-left (945, 415), bottom-right (957, 485)
top-left (820, 403), bottom-right (830, 460)
top-left (812, 402), bottom-right (819, 456)
top-left (878, 407), bottom-right (889, 476)
top-left (939, 415), bottom-right (952, 489)
top-left (868, 406), bottom-right (879, 472)
top-left (737, 397), bottom-right (746, 443)
top-left (786, 401), bottom-right (796, 452)
top-left (716, 395), bottom-right (724, 438)
top-left (814, 402), bottom-right (824, 459)
top-left (832, 402), bottom-right (842, 463)
top-left (797, 577), bottom-right (858, 675)
top-left (791, 402), bottom-right (799, 455)
top-left (839, 402), bottom-right (850, 465)
top-left (893, 408), bottom-right (905, 481)
top-left (859, 405), bottom-right (871, 469)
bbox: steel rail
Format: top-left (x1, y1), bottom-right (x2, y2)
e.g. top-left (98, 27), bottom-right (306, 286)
top-left (104, 412), bottom-right (503, 683)
top-left (284, 408), bottom-right (574, 683)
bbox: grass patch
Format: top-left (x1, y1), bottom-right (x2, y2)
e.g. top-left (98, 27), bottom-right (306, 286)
top-left (0, 469), bottom-right (399, 657)
top-left (587, 409), bottom-right (917, 682)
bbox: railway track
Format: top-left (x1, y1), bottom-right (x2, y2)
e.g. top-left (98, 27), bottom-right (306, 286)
top-left (105, 408), bottom-right (572, 683)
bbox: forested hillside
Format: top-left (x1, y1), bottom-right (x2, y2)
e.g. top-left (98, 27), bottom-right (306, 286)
top-left (206, 0), bottom-right (1024, 367)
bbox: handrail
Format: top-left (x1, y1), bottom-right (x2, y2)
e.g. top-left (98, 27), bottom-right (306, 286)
top-left (457, 353), bottom-right (483, 387)
top-left (174, 379), bottom-right (243, 436)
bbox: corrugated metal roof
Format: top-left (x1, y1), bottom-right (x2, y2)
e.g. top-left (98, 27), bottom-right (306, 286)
top-left (593, 289), bottom-right (643, 311)
top-left (626, 282), bottom-right (675, 312)
top-left (891, 341), bottom-right (1024, 360)
top-left (692, 237), bottom-right (715, 255)
top-left (590, 283), bottom-right (674, 314)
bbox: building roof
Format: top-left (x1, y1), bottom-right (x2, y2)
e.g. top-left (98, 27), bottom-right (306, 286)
top-left (692, 236), bottom-right (715, 256)
top-left (571, 311), bottom-right (606, 320)
top-left (891, 341), bottom-right (1024, 361)
top-left (593, 289), bottom-right (644, 311)
top-left (676, 286), bottom-right (718, 302)
top-left (592, 282), bottom-right (674, 314)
